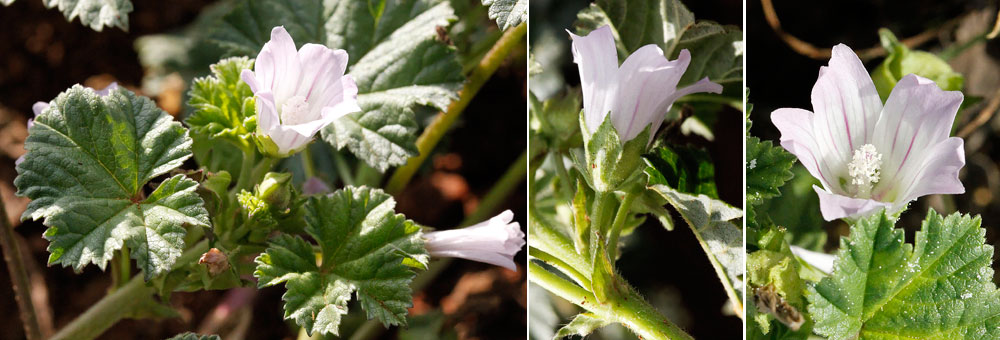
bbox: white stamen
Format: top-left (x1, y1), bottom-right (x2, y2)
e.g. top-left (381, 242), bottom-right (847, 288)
top-left (848, 144), bottom-right (882, 194)
top-left (280, 95), bottom-right (310, 125)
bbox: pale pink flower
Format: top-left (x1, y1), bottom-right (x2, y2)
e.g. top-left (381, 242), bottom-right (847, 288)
top-left (241, 26), bottom-right (360, 156)
top-left (569, 25), bottom-right (722, 142)
top-left (771, 44), bottom-right (964, 221)
top-left (424, 210), bottom-right (525, 271)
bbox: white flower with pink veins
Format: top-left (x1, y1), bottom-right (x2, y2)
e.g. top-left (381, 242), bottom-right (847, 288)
top-left (241, 26), bottom-right (361, 157)
top-left (771, 44), bottom-right (965, 221)
top-left (424, 210), bottom-right (525, 271)
top-left (569, 25), bottom-right (722, 142)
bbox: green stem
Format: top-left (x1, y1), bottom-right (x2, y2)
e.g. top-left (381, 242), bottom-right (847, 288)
top-left (385, 22), bottom-right (527, 194)
top-left (610, 285), bottom-right (694, 340)
top-left (234, 149), bottom-right (257, 192)
top-left (300, 146), bottom-right (316, 179)
top-left (332, 151), bottom-right (355, 186)
top-left (528, 262), bottom-right (595, 308)
top-left (530, 263), bottom-right (693, 340)
top-left (111, 247), bottom-right (130, 291)
top-left (0, 195), bottom-right (42, 340)
top-left (50, 240), bottom-right (210, 340)
top-left (462, 150), bottom-right (526, 224)
top-left (549, 151), bottom-right (575, 200)
top-left (607, 191), bottom-right (637, 263)
top-left (528, 247), bottom-right (590, 288)
top-left (591, 191), bottom-right (617, 237)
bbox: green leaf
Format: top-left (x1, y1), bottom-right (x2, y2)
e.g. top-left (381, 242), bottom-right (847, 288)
top-left (15, 85), bottom-right (208, 280)
top-left (529, 91), bottom-right (582, 151)
top-left (165, 333), bottom-right (221, 340)
top-left (34, 0), bottom-right (133, 32)
top-left (208, 0), bottom-right (464, 172)
top-left (754, 165), bottom-right (826, 251)
top-left (187, 57), bottom-right (257, 177)
top-left (574, 0), bottom-right (742, 95)
top-left (808, 210), bottom-right (1000, 340)
top-left (482, 0), bottom-right (526, 31)
top-left (186, 57), bottom-right (255, 146)
top-left (254, 186), bottom-right (427, 336)
top-left (872, 29), bottom-right (963, 102)
top-left (648, 184), bottom-right (744, 307)
top-left (643, 145), bottom-right (718, 198)
top-left (746, 136), bottom-right (796, 205)
top-left (553, 312), bottom-right (611, 339)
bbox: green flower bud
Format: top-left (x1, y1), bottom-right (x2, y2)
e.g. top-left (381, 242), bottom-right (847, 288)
top-left (258, 172), bottom-right (293, 210)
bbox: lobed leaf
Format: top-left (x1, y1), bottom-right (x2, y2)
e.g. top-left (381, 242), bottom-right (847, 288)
top-left (482, 0), bottom-right (527, 31)
top-left (808, 210), bottom-right (1000, 340)
top-left (746, 136), bottom-right (796, 205)
top-left (254, 186), bottom-right (426, 336)
top-left (15, 85), bottom-right (208, 280)
top-left (37, 0), bottom-right (133, 31)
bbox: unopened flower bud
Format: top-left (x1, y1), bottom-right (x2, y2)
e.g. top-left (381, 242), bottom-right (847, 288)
top-left (258, 172), bottom-right (293, 210)
top-left (198, 248), bottom-right (230, 276)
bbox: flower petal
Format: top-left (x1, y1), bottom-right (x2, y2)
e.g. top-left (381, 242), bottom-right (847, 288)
top-left (772, 108), bottom-right (837, 189)
top-left (871, 74), bottom-right (964, 199)
top-left (790, 246), bottom-right (834, 274)
top-left (256, 26), bottom-right (301, 103)
top-left (809, 44), bottom-right (883, 170)
top-left (241, 69), bottom-right (260, 93)
top-left (894, 137), bottom-right (965, 204)
top-left (569, 25), bottom-right (618, 134)
top-left (814, 185), bottom-right (891, 221)
top-left (32, 102), bottom-right (49, 117)
top-left (610, 45), bottom-right (685, 141)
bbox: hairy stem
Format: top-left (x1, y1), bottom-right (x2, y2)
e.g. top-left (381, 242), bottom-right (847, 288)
top-left (0, 195), bottom-right (42, 340)
top-left (50, 240), bottom-right (210, 340)
top-left (385, 22), bottom-right (527, 194)
top-left (332, 151), bottom-right (355, 186)
top-left (607, 190), bottom-right (637, 263)
top-left (300, 146), bottom-right (316, 179)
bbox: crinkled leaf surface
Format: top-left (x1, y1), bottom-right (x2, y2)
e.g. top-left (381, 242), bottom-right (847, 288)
top-left (34, 0), bottom-right (133, 31)
top-left (808, 210), bottom-right (1000, 340)
top-left (746, 136), bottom-right (795, 205)
top-left (648, 184), bottom-right (744, 307)
top-left (482, 0), bottom-right (526, 31)
top-left (186, 57), bottom-right (255, 144)
top-left (15, 85), bottom-right (208, 280)
top-left (574, 0), bottom-right (742, 95)
top-left (186, 57), bottom-right (256, 176)
top-left (254, 186), bottom-right (426, 336)
top-left (209, 0), bottom-right (464, 172)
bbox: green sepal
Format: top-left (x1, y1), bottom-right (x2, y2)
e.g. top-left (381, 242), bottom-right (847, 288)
top-left (580, 112), bottom-right (650, 193)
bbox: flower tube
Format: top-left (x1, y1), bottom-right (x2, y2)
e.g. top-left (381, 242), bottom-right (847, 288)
top-left (771, 44), bottom-right (965, 221)
top-left (423, 210), bottom-right (525, 271)
top-left (241, 26), bottom-right (361, 157)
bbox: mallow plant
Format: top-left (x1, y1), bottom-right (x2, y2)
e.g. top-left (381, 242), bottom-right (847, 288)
top-left (1, 1), bottom-right (527, 339)
top-left (528, 0), bottom-right (743, 339)
top-left (747, 36), bottom-right (1000, 339)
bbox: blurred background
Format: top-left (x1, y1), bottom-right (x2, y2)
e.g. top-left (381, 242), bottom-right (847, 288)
top-left (748, 0), bottom-right (1000, 279)
top-left (0, 0), bottom-right (526, 339)
top-left (528, 0), bottom-right (743, 339)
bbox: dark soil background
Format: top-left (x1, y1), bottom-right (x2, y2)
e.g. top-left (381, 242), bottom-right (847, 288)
top-left (528, 0), bottom-right (743, 339)
top-left (748, 0), bottom-right (1000, 286)
top-left (0, 0), bottom-right (527, 339)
